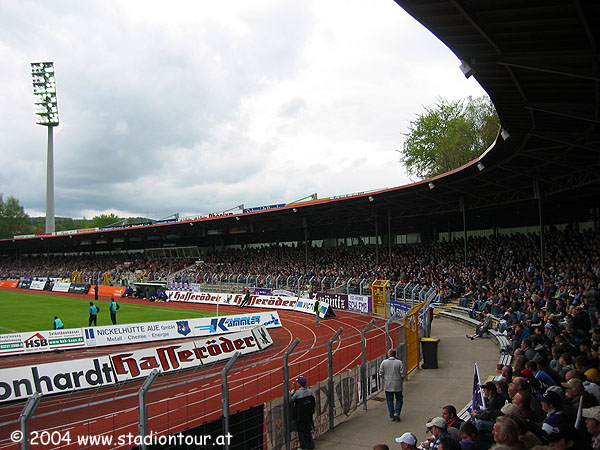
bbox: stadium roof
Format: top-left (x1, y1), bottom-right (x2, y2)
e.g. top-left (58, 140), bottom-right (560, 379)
top-left (1, 0), bottom-right (599, 254)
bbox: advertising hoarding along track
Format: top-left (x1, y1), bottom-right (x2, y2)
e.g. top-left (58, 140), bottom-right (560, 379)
top-left (0, 312), bottom-right (281, 357)
top-left (0, 327), bottom-right (272, 403)
top-left (166, 290), bottom-right (336, 318)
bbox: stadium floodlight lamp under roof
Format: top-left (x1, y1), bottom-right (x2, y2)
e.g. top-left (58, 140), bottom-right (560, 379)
top-left (428, 182), bottom-right (435, 190)
top-left (31, 62), bottom-right (59, 126)
top-left (459, 60), bottom-right (475, 78)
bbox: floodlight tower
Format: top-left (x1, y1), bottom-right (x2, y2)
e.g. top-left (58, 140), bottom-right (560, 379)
top-left (31, 62), bottom-right (59, 234)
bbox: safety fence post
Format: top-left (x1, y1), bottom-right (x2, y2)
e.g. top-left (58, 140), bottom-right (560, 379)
top-left (283, 338), bottom-right (300, 450)
top-left (385, 313), bottom-right (397, 354)
top-left (328, 328), bottom-right (344, 430)
top-left (361, 319), bottom-right (376, 410)
top-left (222, 351), bottom-right (241, 450)
top-left (138, 369), bottom-right (159, 450)
top-left (19, 392), bottom-right (41, 450)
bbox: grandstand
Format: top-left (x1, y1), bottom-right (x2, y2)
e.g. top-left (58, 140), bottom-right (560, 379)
top-left (1, 0), bottom-right (600, 449)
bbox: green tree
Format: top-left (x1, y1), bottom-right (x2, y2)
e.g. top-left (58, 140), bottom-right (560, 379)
top-left (0, 195), bottom-right (32, 238)
top-left (401, 95), bottom-right (499, 179)
top-left (91, 213), bottom-right (122, 228)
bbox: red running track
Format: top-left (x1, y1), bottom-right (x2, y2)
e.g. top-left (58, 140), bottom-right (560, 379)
top-left (0, 298), bottom-right (400, 450)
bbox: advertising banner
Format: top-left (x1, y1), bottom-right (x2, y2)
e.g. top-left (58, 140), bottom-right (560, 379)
top-left (242, 204), bottom-right (285, 213)
top-left (167, 290), bottom-right (331, 318)
top-left (348, 294), bottom-right (372, 314)
top-left (52, 282), bottom-right (71, 292)
top-left (83, 312), bottom-right (281, 347)
top-left (110, 327), bottom-right (272, 382)
top-left (272, 289), bottom-right (295, 297)
top-left (389, 300), bottom-right (412, 320)
top-left (68, 283), bottom-right (89, 294)
top-left (315, 293), bottom-right (348, 311)
top-left (188, 311), bottom-right (281, 337)
top-left (254, 288), bottom-right (272, 296)
top-left (0, 280), bottom-right (18, 288)
top-left (17, 279), bottom-right (32, 289)
top-left (0, 328), bottom-right (86, 356)
top-left (29, 280), bottom-right (47, 290)
top-left (83, 321), bottom-right (183, 347)
top-left (294, 298), bottom-right (328, 318)
top-left (86, 285), bottom-right (126, 297)
top-left (0, 356), bottom-right (116, 403)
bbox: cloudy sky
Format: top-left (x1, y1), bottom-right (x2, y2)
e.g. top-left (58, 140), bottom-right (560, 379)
top-left (0, 0), bottom-right (486, 220)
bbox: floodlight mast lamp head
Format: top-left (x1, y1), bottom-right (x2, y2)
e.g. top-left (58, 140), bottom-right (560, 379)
top-left (31, 61), bottom-right (58, 234)
top-left (31, 62), bottom-right (59, 126)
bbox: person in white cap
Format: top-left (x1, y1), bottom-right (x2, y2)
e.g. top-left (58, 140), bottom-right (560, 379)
top-left (395, 432), bottom-right (417, 449)
top-left (583, 405), bottom-right (600, 450)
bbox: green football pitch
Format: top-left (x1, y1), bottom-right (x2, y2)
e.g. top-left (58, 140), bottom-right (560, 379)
top-left (0, 290), bottom-right (215, 333)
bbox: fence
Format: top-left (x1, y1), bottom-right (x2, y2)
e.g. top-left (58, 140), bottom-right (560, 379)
top-left (1, 309), bottom-right (423, 450)
top-left (166, 273), bottom-right (440, 305)
top-left (171, 273), bottom-right (381, 296)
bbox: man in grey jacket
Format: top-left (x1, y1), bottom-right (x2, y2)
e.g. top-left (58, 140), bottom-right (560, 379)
top-left (290, 376), bottom-right (316, 449)
top-left (379, 349), bottom-right (405, 422)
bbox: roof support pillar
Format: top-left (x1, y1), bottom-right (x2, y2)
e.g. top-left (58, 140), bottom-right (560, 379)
top-left (374, 216), bottom-right (379, 263)
top-left (460, 197), bottom-right (467, 266)
top-left (303, 217), bottom-right (308, 269)
top-left (533, 180), bottom-right (545, 268)
top-left (387, 208), bottom-right (392, 268)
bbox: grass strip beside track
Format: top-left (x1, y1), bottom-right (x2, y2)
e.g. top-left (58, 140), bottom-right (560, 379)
top-left (0, 290), bottom-right (215, 333)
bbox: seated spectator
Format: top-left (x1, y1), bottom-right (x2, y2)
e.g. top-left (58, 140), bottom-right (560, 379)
top-left (562, 378), bottom-right (597, 410)
top-left (576, 355), bottom-right (600, 384)
top-left (501, 365), bottom-right (514, 384)
top-left (442, 405), bottom-right (464, 432)
top-left (557, 353), bottom-right (575, 379)
top-left (565, 369), bottom-right (600, 405)
top-left (500, 403), bottom-right (543, 449)
top-left (457, 422), bottom-right (477, 450)
top-left (522, 337), bottom-right (545, 366)
top-left (526, 360), bottom-right (557, 387)
top-left (583, 406), bottom-right (600, 450)
top-left (492, 416), bottom-right (527, 450)
top-left (373, 445), bottom-right (390, 450)
top-left (470, 381), bottom-right (504, 431)
top-left (538, 390), bottom-right (569, 436)
top-left (422, 417), bottom-right (452, 450)
top-left (438, 436), bottom-right (460, 450)
top-left (546, 424), bottom-right (590, 450)
top-left (512, 385), bottom-right (543, 424)
top-left (467, 310), bottom-right (494, 340)
top-left (394, 432), bottom-right (417, 450)
top-left (513, 354), bottom-right (527, 376)
top-left (520, 369), bottom-right (547, 396)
